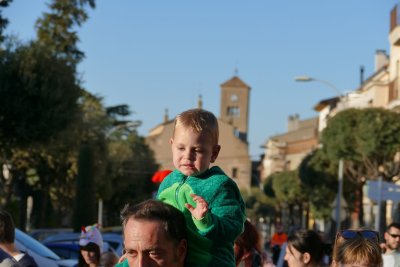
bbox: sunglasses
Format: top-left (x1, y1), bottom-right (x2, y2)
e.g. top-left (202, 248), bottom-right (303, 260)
top-left (387, 233), bottom-right (400, 239)
top-left (336, 230), bottom-right (380, 243)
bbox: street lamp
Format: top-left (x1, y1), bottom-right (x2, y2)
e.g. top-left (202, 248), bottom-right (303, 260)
top-left (294, 75), bottom-right (344, 232)
top-left (294, 76), bottom-right (343, 99)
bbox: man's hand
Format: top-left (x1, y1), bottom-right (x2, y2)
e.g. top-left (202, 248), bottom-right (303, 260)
top-left (380, 242), bottom-right (387, 253)
top-left (185, 193), bottom-right (209, 220)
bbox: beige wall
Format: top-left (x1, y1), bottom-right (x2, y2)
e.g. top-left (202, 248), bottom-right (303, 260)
top-left (146, 122), bottom-right (175, 171)
top-left (217, 120), bottom-right (251, 189)
top-left (261, 117), bottom-right (319, 180)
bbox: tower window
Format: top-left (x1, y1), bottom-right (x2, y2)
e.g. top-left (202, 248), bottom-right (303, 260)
top-left (227, 106), bottom-right (240, 117)
top-left (232, 167), bottom-right (238, 178)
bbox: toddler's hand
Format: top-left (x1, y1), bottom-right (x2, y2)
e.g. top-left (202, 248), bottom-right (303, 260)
top-left (185, 193), bottom-right (209, 220)
top-left (118, 252), bottom-right (127, 263)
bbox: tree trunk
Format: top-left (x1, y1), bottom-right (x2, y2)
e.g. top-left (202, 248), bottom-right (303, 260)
top-left (73, 143), bottom-right (96, 232)
top-left (16, 170), bottom-right (27, 231)
top-left (36, 188), bottom-right (49, 228)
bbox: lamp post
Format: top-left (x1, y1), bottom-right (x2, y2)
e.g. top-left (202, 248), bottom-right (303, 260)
top-left (294, 75), bottom-right (344, 232)
top-left (294, 76), bottom-right (343, 99)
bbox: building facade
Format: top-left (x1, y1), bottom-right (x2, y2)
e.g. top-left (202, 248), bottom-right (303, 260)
top-left (260, 115), bottom-right (319, 180)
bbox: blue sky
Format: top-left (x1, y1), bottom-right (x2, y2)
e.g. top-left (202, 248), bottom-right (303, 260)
top-left (4, 1), bottom-right (398, 160)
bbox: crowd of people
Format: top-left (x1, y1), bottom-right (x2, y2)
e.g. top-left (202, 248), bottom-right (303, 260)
top-left (0, 108), bottom-right (399, 267)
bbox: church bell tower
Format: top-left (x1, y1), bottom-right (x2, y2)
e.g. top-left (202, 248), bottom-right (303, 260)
top-left (219, 72), bottom-right (251, 142)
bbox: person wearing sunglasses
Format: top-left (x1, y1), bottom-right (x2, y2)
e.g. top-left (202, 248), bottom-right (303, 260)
top-left (382, 222), bottom-right (400, 267)
top-left (332, 229), bottom-right (383, 267)
top-left (283, 229), bottom-right (324, 267)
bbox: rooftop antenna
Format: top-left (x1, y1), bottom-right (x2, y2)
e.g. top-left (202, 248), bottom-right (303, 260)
top-left (360, 65), bottom-right (365, 86)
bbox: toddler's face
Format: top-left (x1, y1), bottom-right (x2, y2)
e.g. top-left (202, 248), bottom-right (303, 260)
top-left (170, 125), bottom-right (219, 176)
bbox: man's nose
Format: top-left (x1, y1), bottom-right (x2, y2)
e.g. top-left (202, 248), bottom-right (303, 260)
top-left (138, 256), bottom-right (150, 267)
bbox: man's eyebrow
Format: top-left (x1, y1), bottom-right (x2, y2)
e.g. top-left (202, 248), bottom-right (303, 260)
top-left (147, 246), bottom-right (168, 254)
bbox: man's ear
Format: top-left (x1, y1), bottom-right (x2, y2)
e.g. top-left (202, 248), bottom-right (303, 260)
top-left (170, 138), bottom-right (174, 145)
top-left (177, 239), bottom-right (188, 263)
top-left (210, 145), bottom-right (221, 163)
top-left (384, 232), bottom-right (389, 242)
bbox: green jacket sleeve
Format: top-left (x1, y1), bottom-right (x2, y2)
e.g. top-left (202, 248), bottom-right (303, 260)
top-left (199, 178), bottom-right (246, 243)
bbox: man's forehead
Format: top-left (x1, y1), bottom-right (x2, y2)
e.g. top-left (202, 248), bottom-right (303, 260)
top-left (125, 219), bottom-right (165, 238)
top-left (388, 226), bottom-right (400, 232)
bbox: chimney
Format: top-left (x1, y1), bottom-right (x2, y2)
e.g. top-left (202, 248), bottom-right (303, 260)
top-left (163, 108), bottom-right (169, 123)
top-left (197, 94), bottom-right (203, 109)
top-left (375, 50), bottom-right (389, 72)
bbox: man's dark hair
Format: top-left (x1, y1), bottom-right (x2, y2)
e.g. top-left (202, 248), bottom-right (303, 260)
top-left (387, 222), bottom-right (400, 232)
top-left (120, 199), bottom-right (186, 243)
top-left (0, 210), bottom-right (15, 243)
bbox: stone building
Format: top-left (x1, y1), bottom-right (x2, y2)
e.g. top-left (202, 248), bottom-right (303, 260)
top-left (260, 115), bottom-right (319, 180)
top-left (146, 75), bottom-right (252, 189)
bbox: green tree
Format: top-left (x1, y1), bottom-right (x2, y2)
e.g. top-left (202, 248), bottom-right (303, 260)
top-left (104, 133), bottom-right (158, 226)
top-left (0, 0), bottom-right (12, 44)
top-left (264, 170), bottom-right (307, 226)
top-left (320, 108), bottom-right (400, 227)
top-left (0, 42), bottom-right (80, 147)
top-left (270, 171), bottom-right (305, 205)
top-left (298, 150), bottom-right (338, 219)
top-left (241, 187), bottom-right (275, 223)
top-left (0, 42), bottom-right (81, 229)
top-left (28, 92), bottom-right (107, 228)
top-left (35, 0), bottom-right (95, 66)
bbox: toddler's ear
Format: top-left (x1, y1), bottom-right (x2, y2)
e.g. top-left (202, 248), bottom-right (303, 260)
top-left (210, 145), bottom-right (221, 163)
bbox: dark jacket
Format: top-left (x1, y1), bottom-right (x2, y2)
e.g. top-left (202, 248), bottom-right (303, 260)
top-left (17, 253), bottom-right (37, 267)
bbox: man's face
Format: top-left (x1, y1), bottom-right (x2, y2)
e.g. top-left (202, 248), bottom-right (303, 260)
top-left (170, 125), bottom-right (220, 177)
top-left (385, 226), bottom-right (400, 251)
top-left (124, 218), bottom-right (187, 267)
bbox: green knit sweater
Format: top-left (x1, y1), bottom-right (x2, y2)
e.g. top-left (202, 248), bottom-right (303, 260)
top-left (115, 259), bottom-right (128, 267)
top-left (157, 166), bottom-right (246, 267)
